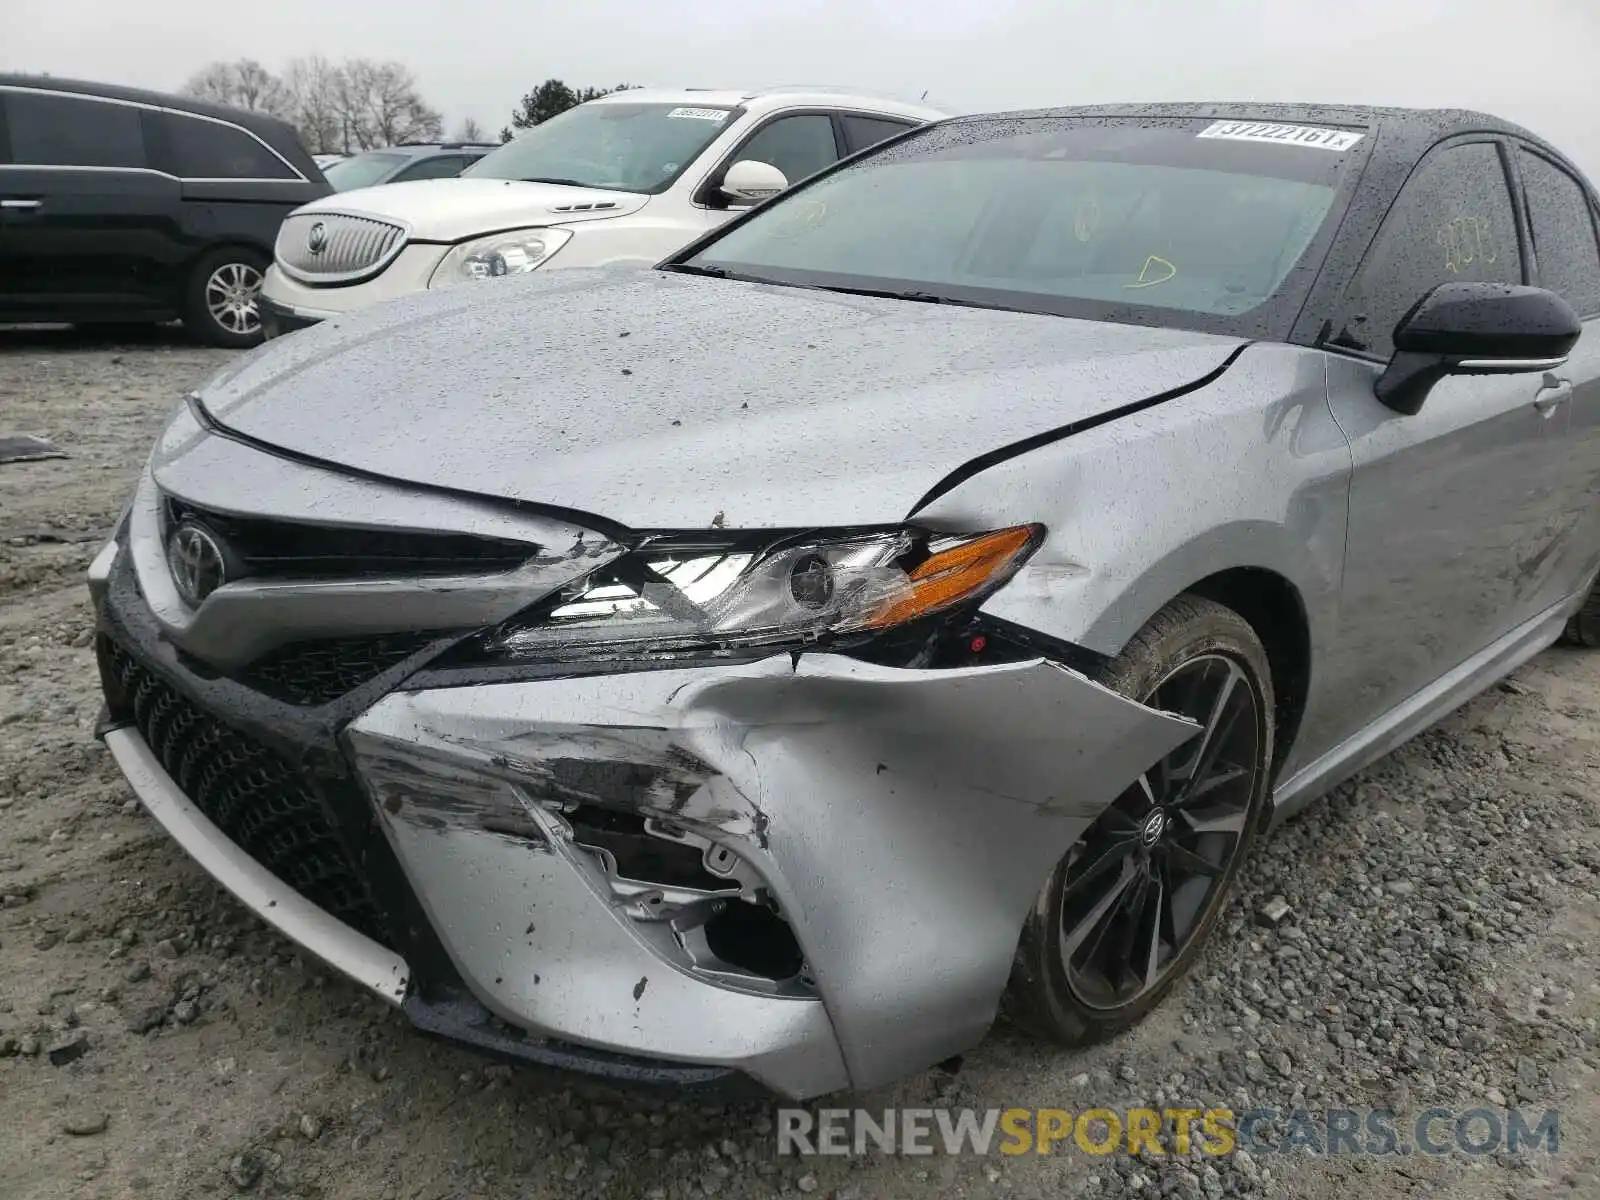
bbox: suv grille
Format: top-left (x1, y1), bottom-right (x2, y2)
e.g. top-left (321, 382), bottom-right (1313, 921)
top-left (102, 640), bottom-right (391, 948)
top-left (275, 212), bottom-right (407, 284)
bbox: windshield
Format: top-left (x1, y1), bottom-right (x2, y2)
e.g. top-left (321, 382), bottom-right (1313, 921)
top-left (464, 102), bottom-right (736, 194)
top-left (323, 151), bottom-right (409, 191)
top-left (681, 116), bottom-right (1361, 336)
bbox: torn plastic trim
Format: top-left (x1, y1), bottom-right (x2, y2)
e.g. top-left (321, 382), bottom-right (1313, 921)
top-left (104, 726), bottom-right (410, 1004)
top-left (905, 342), bottom-right (1252, 518)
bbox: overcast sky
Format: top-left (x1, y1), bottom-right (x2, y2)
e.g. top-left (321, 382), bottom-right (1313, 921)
top-left (5, 0), bottom-right (1599, 174)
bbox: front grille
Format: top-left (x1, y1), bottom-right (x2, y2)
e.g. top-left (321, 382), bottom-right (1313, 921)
top-left (164, 498), bottom-right (535, 580)
top-left (241, 632), bottom-right (445, 706)
top-left (102, 639), bottom-right (391, 948)
top-left (274, 212), bottom-right (407, 284)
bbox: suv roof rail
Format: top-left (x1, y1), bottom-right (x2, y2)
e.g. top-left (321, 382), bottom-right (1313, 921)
top-left (744, 84), bottom-right (923, 102)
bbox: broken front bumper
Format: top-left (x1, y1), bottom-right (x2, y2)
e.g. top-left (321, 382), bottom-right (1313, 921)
top-left (341, 653), bottom-right (1197, 1096)
top-left (95, 536), bottom-right (1196, 1097)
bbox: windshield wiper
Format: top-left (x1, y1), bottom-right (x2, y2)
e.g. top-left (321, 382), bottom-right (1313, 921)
top-left (804, 284), bottom-right (1012, 311)
top-left (518, 176), bottom-right (591, 187)
top-left (658, 263), bottom-right (733, 279)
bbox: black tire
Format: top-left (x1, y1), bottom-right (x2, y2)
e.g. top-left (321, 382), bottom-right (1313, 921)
top-left (1559, 583), bottom-right (1600, 648)
top-left (1004, 594), bottom-right (1276, 1045)
top-left (182, 247), bottom-right (267, 348)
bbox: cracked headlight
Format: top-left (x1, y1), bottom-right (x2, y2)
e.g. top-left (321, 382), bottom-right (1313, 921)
top-left (485, 525), bottom-right (1043, 661)
top-left (428, 227), bottom-right (573, 288)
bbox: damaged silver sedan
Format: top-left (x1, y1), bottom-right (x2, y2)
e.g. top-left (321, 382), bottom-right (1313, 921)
top-left (92, 102), bottom-right (1600, 1098)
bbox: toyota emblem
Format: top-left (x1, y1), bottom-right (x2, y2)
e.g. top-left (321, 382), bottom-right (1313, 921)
top-left (307, 221), bottom-right (328, 255)
top-left (166, 522), bottom-right (229, 608)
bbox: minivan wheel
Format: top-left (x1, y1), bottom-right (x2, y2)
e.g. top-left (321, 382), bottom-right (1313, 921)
top-left (184, 248), bottom-right (267, 348)
top-left (1004, 595), bottom-right (1275, 1045)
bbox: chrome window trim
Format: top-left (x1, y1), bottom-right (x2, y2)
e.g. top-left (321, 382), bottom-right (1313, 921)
top-left (0, 83), bottom-right (308, 182)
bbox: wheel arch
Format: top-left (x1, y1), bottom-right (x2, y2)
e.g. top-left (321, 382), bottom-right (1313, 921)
top-left (1183, 566), bottom-right (1312, 783)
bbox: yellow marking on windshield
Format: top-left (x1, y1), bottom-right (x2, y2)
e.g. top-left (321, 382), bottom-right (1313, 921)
top-left (1125, 255), bottom-right (1178, 288)
top-left (764, 199), bottom-right (829, 240)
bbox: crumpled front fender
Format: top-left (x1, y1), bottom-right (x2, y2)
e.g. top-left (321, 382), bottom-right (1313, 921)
top-left (346, 652), bottom-right (1199, 1095)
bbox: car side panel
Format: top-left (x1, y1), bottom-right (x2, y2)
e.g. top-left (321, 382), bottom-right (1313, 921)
top-left (914, 342), bottom-right (1352, 785)
top-left (1309, 354), bottom-right (1591, 767)
top-left (0, 166), bottom-right (186, 319)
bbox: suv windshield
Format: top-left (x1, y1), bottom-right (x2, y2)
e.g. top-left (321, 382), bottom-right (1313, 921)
top-left (465, 102), bottom-right (736, 194)
top-left (323, 151), bottom-right (409, 191)
top-left (681, 116), bottom-right (1362, 336)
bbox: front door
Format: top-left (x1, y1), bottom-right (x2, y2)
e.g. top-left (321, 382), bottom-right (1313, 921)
top-left (1315, 138), bottom-right (1574, 744)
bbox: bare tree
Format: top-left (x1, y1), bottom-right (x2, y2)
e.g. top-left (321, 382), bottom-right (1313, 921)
top-left (181, 59), bottom-right (290, 116)
top-left (452, 117), bottom-right (486, 143)
top-left (330, 60), bottom-right (442, 149)
top-left (181, 57), bottom-right (443, 153)
top-left (282, 56), bottom-right (342, 154)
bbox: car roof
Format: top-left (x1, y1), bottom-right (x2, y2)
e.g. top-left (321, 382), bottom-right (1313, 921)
top-left (952, 101), bottom-right (1577, 174)
top-left (0, 73), bottom-right (306, 148)
top-left (586, 86), bottom-right (949, 123)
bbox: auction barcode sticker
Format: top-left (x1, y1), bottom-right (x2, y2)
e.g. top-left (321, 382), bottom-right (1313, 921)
top-left (668, 107), bottom-right (730, 122)
top-left (1197, 121), bottom-right (1364, 152)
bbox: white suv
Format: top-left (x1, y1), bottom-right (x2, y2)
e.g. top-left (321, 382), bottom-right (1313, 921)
top-left (259, 86), bottom-right (947, 337)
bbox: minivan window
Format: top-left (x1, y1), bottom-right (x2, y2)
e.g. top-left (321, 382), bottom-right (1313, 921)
top-left (159, 113), bottom-right (295, 180)
top-left (5, 90), bottom-right (147, 169)
top-left (465, 102), bottom-right (736, 194)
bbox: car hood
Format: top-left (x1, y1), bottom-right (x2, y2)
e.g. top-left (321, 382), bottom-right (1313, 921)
top-left (294, 177), bottom-right (648, 242)
top-left (197, 270), bottom-right (1246, 529)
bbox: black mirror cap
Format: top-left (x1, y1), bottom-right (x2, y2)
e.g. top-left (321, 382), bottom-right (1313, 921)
top-left (1393, 281), bottom-right (1582, 361)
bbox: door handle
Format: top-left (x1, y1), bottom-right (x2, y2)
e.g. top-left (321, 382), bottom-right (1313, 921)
top-left (1533, 373), bottom-right (1572, 417)
top-left (0, 198), bottom-right (42, 210)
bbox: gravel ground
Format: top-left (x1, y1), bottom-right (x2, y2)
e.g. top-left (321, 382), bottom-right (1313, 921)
top-left (1, 324), bottom-right (1598, 1200)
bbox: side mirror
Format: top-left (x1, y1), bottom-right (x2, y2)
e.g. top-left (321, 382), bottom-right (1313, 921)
top-left (1374, 282), bottom-right (1582, 415)
top-left (718, 159), bottom-right (789, 206)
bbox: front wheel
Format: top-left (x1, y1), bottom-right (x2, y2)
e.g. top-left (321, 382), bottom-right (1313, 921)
top-left (1005, 595), bottom-right (1276, 1045)
top-left (183, 248), bottom-right (267, 348)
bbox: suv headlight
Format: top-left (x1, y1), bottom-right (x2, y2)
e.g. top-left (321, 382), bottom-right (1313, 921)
top-left (428, 227), bottom-right (573, 288)
top-left (477, 525), bottom-right (1043, 663)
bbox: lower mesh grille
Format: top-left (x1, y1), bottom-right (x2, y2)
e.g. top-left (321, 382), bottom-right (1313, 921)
top-left (103, 640), bottom-right (391, 948)
top-left (241, 632), bottom-right (443, 706)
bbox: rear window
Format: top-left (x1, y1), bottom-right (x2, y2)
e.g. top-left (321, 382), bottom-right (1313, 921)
top-left (158, 112), bottom-right (295, 179)
top-left (4, 90), bottom-right (147, 169)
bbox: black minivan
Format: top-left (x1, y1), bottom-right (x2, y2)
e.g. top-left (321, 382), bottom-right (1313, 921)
top-left (0, 75), bottom-right (330, 346)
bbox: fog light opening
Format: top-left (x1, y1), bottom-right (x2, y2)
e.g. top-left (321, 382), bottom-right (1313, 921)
top-left (702, 901), bottom-right (805, 982)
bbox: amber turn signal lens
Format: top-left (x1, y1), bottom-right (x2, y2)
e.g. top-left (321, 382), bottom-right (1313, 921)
top-left (864, 525), bottom-right (1040, 630)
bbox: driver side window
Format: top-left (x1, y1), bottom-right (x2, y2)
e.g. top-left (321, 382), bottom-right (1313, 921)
top-left (1341, 141), bottom-right (1523, 358)
top-left (734, 115), bottom-right (842, 187)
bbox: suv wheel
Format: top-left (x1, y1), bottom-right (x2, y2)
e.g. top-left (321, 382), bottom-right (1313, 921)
top-left (184, 248), bottom-right (267, 348)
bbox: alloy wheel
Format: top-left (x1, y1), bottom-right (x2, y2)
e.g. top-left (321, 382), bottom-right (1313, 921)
top-left (204, 261), bottom-right (264, 338)
top-left (1060, 652), bottom-right (1263, 1010)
